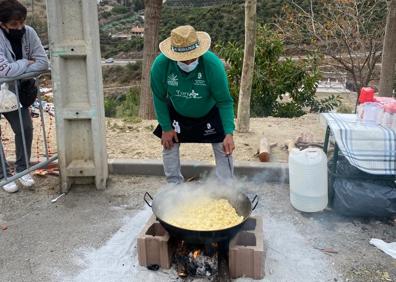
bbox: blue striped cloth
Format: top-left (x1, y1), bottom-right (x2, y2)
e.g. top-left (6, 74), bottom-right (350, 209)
top-left (322, 113), bottom-right (396, 175)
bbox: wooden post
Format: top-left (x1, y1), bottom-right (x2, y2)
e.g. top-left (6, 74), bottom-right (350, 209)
top-left (258, 137), bottom-right (270, 162)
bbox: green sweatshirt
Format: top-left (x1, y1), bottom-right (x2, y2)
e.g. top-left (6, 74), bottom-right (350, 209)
top-left (150, 51), bottom-right (235, 134)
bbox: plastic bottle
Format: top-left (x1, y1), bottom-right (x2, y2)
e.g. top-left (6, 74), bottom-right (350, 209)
top-left (381, 104), bottom-right (396, 128)
top-left (361, 102), bottom-right (382, 125)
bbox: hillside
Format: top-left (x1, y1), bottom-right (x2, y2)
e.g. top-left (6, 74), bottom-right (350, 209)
top-left (164, 0), bottom-right (233, 7)
top-left (16, 0), bottom-right (311, 56)
top-left (161, 0), bottom-right (311, 46)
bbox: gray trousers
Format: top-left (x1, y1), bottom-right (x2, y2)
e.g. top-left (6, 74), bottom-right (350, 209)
top-left (163, 142), bottom-right (234, 184)
top-left (0, 108), bottom-right (33, 178)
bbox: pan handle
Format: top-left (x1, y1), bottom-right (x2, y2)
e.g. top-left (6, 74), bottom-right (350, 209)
top-left (251, 195), bottom-right (259, 210)
top-left (144, 192), bottom-right (153, 207)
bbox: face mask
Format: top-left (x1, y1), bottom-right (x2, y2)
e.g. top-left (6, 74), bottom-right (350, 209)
top-left (177, 59), bottom-right (199, 73)
top-left (5, 27), bottom-right (26, 41)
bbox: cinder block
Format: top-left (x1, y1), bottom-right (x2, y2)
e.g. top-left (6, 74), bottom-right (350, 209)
top-left (229, 231), bottom-right (264, 279)
top-left (241, 216), bottom-right (263, 234)
top-left (137, 215), bottom-right (172, 269)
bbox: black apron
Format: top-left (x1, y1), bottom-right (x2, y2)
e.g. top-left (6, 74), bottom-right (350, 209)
top-left (153, 102), bottom-right (225, 143)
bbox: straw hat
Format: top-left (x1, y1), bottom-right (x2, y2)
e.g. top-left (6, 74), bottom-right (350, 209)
top-left (159, 25), bottom-right (211, 61)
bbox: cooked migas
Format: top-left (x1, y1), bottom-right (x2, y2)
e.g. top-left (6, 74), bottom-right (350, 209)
top-left (165, 198), bottom-right (243, 231)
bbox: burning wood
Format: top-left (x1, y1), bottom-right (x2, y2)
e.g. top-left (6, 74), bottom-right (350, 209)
top-left (193, 249), bottom-right (201, 259)
top-left (174, 241), bottom-right (219, 279)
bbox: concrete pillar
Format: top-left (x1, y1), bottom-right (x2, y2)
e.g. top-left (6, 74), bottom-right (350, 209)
top-left (46, 0), bottom-right (108, 191)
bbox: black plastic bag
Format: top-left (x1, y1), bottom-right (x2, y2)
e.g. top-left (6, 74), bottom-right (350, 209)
top-left (333, 178), bottom-right (396, 217)
top-left (18, 78), bottom-right (38, 108)
top-left (329, 157), bottom-right (396, 217)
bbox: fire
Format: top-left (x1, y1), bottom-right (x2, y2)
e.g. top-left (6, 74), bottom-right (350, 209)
top-left (193, 249), bottom-right (201, 259)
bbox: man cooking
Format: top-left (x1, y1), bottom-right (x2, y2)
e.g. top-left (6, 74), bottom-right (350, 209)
top-left (151, 25), bottom-right (235, 184)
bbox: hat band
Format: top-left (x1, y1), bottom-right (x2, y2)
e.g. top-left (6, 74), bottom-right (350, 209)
top-left (171, 41), bottom-right (200, 53)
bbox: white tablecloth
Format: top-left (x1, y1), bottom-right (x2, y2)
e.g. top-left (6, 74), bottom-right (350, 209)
top-left (321, 113), bottom-right (396, 175)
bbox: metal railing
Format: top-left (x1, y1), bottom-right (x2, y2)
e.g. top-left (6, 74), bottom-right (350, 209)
top-left (0, 70), bottom-right (58, 187)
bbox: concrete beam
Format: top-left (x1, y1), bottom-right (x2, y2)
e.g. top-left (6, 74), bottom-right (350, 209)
top-left (47, 0), bottom-right (108, 192)
top-left (108, 159), bottom-right (289, 183)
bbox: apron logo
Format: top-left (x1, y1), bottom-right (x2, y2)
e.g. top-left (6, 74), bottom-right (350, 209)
top-left (204, 122), bottom-right (216, 136)
top-left (204, 126), bottom-right (216, 136)
top-left (167, 74), bottom-right (178, 86)
top-left (172, 120), bottom-right (181, 133)
top-left (198, 72), bottom-right (202, 79)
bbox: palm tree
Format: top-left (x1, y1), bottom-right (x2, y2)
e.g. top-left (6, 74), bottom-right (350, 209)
top-left (139, 0), bottom-right (162, 119)
top-left (236, 0), bottom-right (257, 132)
top-left (379, 0), bottom-right (396, 97)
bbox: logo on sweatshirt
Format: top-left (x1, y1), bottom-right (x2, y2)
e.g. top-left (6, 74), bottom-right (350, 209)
top-left (194, 72), bottom-right (206, 86)
top-left (167, 73), bottom-right (178, 86)
top-left (175, 89), bottom-right (201, 99)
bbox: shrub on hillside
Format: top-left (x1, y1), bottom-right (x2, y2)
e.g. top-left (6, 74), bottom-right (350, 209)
top-left (102, 62), bottom-right (142, 85)
top-left (104, 89), bottom-right (140, 118)
top-left (101, 11), bottom-right (112, 19)
top-left (112, 5), bottom-right (129, 14)
top-left (101, 37), bottom-right (143, 58)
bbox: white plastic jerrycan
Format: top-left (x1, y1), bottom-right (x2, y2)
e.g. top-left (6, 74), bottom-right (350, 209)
top-left (288, 147), bottom-right (328, 212)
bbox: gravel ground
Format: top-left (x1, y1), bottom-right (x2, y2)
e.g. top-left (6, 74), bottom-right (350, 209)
top-left (1, 173), bottom-right (395, 282)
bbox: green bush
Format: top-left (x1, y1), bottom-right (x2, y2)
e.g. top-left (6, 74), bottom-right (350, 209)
top-left (104, 97), bottom-right (119, 117)
top-left (216, 25), bottom-right (340, 117)
top-left (104, 89), bottom-right (140, 119)
top-left (116, 88), bottom-right (140, 117)
top-left (101, 11), bottom-right (112, 19)
top-left (112, 5), bottom-right (129, 14)
top-left (132, 0), bottom-right (144, 12)
top-left (102, 62), bottom-right (142, 85)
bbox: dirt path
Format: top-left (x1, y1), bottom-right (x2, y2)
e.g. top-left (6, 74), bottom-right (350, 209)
top-left (105, 114), bottom-right (326, 163)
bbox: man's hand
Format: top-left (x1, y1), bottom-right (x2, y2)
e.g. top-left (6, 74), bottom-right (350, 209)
top-left (161, 130), bottom-right (178, 150)
top-left (223, 134), bottom-right (235, 155)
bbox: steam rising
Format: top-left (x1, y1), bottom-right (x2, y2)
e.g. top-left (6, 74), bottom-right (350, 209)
top-left (151, 178), bottom-right (252, 223)
top-left (147, 166), bottom-right (289, 227)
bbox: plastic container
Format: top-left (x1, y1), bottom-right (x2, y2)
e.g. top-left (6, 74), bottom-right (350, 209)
top-left (376, 105), bottom-right (384, 125)
top-left (374, 96), bottom-right (396, 104)
top-left (381, 103), bottom-right (396, 129)
top-left (391, 115), bottom-right (396, 132)
top-left (359, 87), bottom-right (375, 103)
top-left (359, 102), bottom-right (382, 125)
top-left (288, 148), bottom-right (328, 212)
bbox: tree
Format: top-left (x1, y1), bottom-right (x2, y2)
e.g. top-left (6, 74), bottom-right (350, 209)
top-left (379, 0), bottom-right (396, 97)
top-left (277, 0), bottom-right (387, 96)
top-left (237, 0), bottom-right (257, 133)
top-left (139, 0), bottom-right (162, 119)
top-left (216, 26), bottom-right (339, 118)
